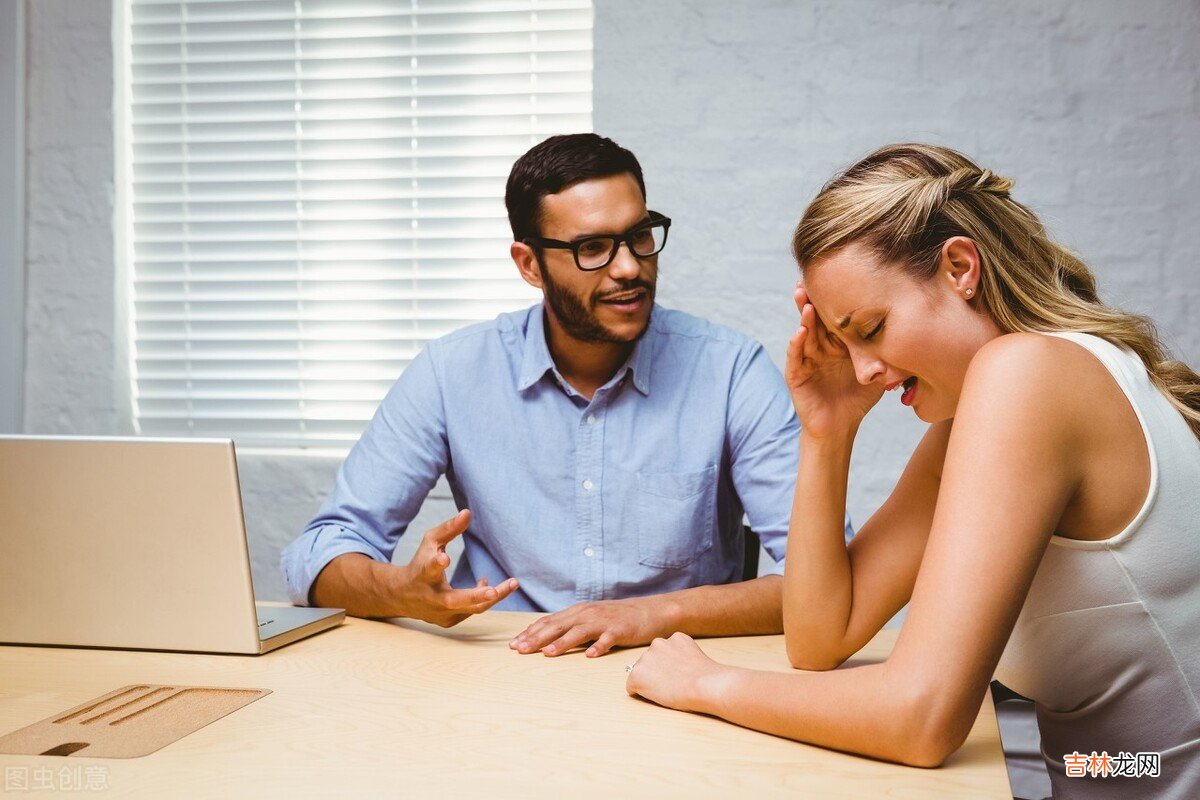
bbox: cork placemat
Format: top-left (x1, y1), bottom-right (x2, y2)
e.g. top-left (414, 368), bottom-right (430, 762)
top-left (0, 684), bottom-right (271, 758)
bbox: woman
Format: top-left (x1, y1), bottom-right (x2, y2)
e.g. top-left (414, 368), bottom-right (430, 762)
top-left (625, 143), bottom-right (1200, 799)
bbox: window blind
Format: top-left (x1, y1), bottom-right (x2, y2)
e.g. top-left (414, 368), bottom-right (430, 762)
top-left (124, 0), bottom-right (593, 449)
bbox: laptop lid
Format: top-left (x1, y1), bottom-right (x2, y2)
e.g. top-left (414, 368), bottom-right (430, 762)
top-left (0, 436), bottom-right (264, 654)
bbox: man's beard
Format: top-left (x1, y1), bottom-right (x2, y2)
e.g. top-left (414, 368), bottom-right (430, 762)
top-left (538, 258), bottom-right (655, 344)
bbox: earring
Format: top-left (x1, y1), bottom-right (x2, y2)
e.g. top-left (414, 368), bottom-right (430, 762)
top-left (964, 288), bottom-right (975, 297)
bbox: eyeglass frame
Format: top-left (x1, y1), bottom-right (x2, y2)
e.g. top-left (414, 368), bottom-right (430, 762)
top-left (521, 210), bottom-right (672, 272)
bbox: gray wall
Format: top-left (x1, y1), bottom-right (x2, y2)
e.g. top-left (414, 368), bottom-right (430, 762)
top-left (16, 0), bottom-right (1200, 603)
top-left (0, 0), bottom-right (23, 433)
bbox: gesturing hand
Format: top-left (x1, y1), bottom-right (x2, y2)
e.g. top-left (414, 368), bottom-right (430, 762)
top-left (509, 597), bottom-right (666, 657)
top-left (392, 509), bottom-right (519, 628)
top-left (785, 282), bottom-right (884, 439)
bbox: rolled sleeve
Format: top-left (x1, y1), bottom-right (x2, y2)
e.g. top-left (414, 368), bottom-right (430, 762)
top-left (280, 524), bottom-right (388, 606)
top-left (279, 345), bottom-right (450, 606)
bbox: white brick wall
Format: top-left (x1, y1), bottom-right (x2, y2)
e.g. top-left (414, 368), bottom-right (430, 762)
top-left (19, 0), bottom-right (1200, 601)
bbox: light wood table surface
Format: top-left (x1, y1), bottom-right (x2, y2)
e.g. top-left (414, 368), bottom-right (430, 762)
top-left (0, 608), bottom-right (1012, 798)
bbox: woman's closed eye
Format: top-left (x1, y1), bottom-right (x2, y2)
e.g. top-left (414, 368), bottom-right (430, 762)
top-left (863, 321), bottom-right (885, 341)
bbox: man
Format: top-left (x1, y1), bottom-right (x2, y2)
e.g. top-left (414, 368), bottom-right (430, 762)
top-left (281, 133), bottom-right (817, 658)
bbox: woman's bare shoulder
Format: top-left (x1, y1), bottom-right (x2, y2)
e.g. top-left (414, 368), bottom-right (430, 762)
top-left (966, 332), bottom-right (1107, 399)
top-left (959, 331), bottom-right (1106, 448)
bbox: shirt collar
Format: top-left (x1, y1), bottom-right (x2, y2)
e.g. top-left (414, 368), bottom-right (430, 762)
top-left (516, 303), bottom-right (654, 397)
top-left (516, 304), bottom-right (557, 392)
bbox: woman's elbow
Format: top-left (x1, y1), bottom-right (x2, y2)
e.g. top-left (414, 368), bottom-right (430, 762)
top-left (782, 611), bottom-right (856, 670)
top-left (894, 688), bottom-right (975, 768)
top-left (785, 639), bottom-right (851, 672)
top-left (896, 733), bottom-right (958, 769)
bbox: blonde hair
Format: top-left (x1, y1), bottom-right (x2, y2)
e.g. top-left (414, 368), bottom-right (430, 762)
top-left (792, 143), bottom-right (1200, 439)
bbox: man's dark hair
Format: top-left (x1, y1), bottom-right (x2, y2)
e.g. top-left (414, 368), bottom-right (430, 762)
top-left (505, 133), bottom-right (646, 242)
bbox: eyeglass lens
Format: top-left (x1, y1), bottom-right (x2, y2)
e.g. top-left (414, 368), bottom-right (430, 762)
top-left (577, 224), bottom-right (666, 269)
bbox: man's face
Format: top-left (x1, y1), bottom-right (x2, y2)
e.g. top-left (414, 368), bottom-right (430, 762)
top-left (532, 173), bottom-right (657, 344)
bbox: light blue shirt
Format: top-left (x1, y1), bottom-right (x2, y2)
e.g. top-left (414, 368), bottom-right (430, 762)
top-left (281, 303), bottom-right (820, 612)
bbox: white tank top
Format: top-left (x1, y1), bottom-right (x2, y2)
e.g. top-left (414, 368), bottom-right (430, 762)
top-left (993, 331), bottom-right (1200, 799)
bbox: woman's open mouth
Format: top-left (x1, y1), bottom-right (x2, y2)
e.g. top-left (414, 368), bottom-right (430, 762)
top-left (900, 376), bottom-right (918, 407)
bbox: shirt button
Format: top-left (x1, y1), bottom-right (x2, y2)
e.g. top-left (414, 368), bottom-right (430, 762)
top-left (587, 413), bottom-right (597, 425)
top-left (583, 546), bottom-right (595, 558)
top-left (582, 479), bottom-right (594, 491)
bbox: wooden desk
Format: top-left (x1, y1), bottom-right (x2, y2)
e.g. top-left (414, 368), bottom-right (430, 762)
top-left (0, 610), bottom-right (1011, 798)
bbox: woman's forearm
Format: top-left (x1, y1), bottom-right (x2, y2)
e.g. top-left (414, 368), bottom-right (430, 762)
top-left (695, 660), bottom-right (954, 768)
top-left (783, 430), bottom-right (858, 669)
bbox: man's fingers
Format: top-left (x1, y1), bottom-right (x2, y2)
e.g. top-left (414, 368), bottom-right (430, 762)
top-left (585, 630), bottom-right (618, 658)
top-left (512, 618), bottom-right (568, 654)
top-left (540, 625), bottom-right (595, 657)
top-left (456, 578), bottom-right (520, 616)
top-left (415, 509), bottom-right (472, 582)
top-left (460, 594), bottom-right (510, 616)
top-left (439, 577), bottom-right (519, 611)
top-left (423, 508), bottom-right (472, 549)
top-left (419, 547), bottom-right (452, 583)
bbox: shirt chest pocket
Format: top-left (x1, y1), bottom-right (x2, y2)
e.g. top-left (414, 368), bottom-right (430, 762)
top-left (634, 465), bottom-right (717, 569)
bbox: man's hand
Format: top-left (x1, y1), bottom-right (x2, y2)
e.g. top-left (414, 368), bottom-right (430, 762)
top-left (391, 509), bottom-right (519, 627)
top-left (508, 596), bottom-right (674, 657)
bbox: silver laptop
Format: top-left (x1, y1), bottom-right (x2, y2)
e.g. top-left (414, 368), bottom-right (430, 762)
top-left (0, 435), bottom-right (344, 654)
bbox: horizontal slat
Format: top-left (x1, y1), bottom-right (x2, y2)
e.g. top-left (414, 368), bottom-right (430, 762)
top-left (131, 56), bottom-right (588, 88)
top-left (132, 32), bottom-right (591, 67)
top-left (132, 114), bottom-right (591, 145)
top-left (129, 100), bottom-right (591, 126)
top-left (133, 304), bottom-right (524, 319)
top-left (131, 3), bottom-right (588, 27)
top-left (134, 289), bottom-right (537, 303)
top-left (133, 273), bottom-right (531, 285)
top-left (135, 416), bottom-right (372, 431)
top-left (131, 281), bottom-right (516, 296)
top-left (135, 359), bottom-right (414, 372)
top-left (132, 258), bottom-right (511, 273)
top-left (129, 158), bottom-right (531, 181)
top-left (130, 75), bottom-right (590, 107)
top-left (132, 214), bottom-right (511, 236)
top-left (133, 422), bottom-right (372, 450)
top-left (136, 16), bottom-right (589, 33)
top-left (132, 259), bottom-right (515, 280)
top-left (131, 249), bottom-right (518, 262)
top-left (129, 176), bottom-right (524, 202)
top-left (131, 11), bottom-right (591, 47)
top-left (131, 5), bottom-right (591, 23)
top-left (130, 126), bottom-right (581, 151)
top-left (132, 198), bottom-right (506, 222)
top-left (132, 315), bottom-right (500, 337)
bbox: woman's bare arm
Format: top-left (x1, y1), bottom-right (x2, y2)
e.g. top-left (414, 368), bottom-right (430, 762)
top-left (630, 333), bottom-right (1087, 766)
top-left (784, 421), bottom-right (948, 669)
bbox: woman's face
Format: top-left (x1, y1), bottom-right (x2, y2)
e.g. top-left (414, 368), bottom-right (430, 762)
top-left (802, 239), bottom-right (1002, 423)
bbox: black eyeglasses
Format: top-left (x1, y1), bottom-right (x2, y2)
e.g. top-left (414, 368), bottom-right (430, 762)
top-left (523, 210), bottom-right (672, 271)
